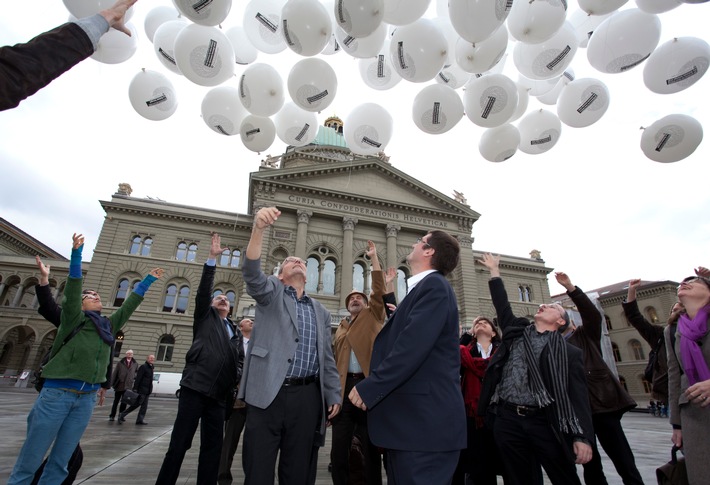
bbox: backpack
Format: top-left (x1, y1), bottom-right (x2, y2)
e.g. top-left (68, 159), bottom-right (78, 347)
top-left (31, 322), bottom-right (85, 392)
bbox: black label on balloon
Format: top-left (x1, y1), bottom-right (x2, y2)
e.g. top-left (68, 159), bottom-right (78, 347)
top-left (656, 133), bottom-right (671, 152)
top-left (246, 128), bottom-right (261, 136)
top-left (432, 102), bottom-right (441, 125)
top-left (256, 13), bottom-right (278, 33)
top-left (204, 40), bottom-right (217, 68)
top-left (505, 0), bottom-right (514, 11)
top-left (667, 66), bottom-right (698, 85)
top-left (397, 42), bottom-right (407, 69)
top-left (362, 136), bottom-right (381, 148)
top-left (337, 0), bottom-right (345, 23)
top-left (621, 53), bottom-right (650, 72)
top-left (438, 72), bottom-right (450, 83)
top-left (546, 46), bottom-right (571, 71)
top-left (307, 91), bottom-right (329, 104)
top-left (193, 0), bottom-right (212, 13)
top-left (481, 97), bottom-right (496, 119)
top-left (240, 75), bottom-right (246, 98)
top-left (343, 36), bottom-right (355, 47)
top-left (146, 94), bottom-right (167, 106)
top-left (295, 124), bottom-right (310, 141)
top-left (377, 55), bottom-right (385, 77)
top-left (283, 20), bottom-right (294, 46)
top-left (561, 0), bottom-right (568, 11)
top-left (563, 71), bottom-right (574, 81)
top-left (215, 125), bottom-right (229, 135)
top-left (577, 92), bottom-right (597, 113)
top-left (531, 135), bottom-right (552, 145)
top-left (158, 48), bottom-right (176, 65)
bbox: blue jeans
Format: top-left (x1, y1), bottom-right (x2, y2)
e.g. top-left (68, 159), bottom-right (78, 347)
top-left (8, 387), bottom-right (97, 485)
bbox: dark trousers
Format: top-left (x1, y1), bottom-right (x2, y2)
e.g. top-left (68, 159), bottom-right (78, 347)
top-left (155, 387), bottom-right (225, 485)
top-left (583, 411), bottom-right (644, 485)
top-left (493, 406), bottom-right (581, 485)
top-left (122, 394), bottom-right (149, 423)
top-left (217, 406), bottom-right (247, 485)
top-left (452, 418), bottom-right (502, 485)
top-left (386, 449), bottom-right (459, 485)
top-left (242, 380), bottom-right (321, 485)
top-left (109, 390), bottom-right (127, 418)
top-left (331, 374), bottom-right (382, 485)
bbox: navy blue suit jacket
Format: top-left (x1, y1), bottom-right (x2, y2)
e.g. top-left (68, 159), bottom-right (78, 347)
top-left (357, 271), bottom-right (466, 452)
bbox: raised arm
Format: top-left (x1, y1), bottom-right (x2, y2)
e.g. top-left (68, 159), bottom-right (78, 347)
top-left (622, 279), bottom-right (664, 346)
top-left (35, 255), bottom-right (61, 327)
top-left (557, 272), bottom-right (603, 342)
top-left (246, 207), bottom-right (281, 260)
top-left (476, 254), bottom-right (518, 329)
top-left (98, 0), bottom-right (138, 36)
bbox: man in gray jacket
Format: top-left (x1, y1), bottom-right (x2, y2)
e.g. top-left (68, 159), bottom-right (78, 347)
top-left (239, 206), bottom-right (341, 485)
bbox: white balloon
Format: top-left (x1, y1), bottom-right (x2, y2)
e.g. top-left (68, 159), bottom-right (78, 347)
top-left (287, 58), bottom-right (338, 112)
top-left (389, 19), bottom-right (448, 83)
top-left (643, 37), bottom-right (710, 94)
top-left (507, 0), bottom-right (567, 44)
top-left (514, 22), bottom-right (578, 80)
top-left (144, 5), bottom-right (181, 43)
top-left (243, 0), bottom-right (288, 54)
top-left (128, 69), bottom-right (178, 121)
top-left (464, 74), bottom-right (518, 128)
top-left (578, 0), bottom-right (628, 15)
top-left (455, 25), bottom-right (508, 74)
top-left (436, 63), bottom-right (470, 90)
top-left (358, 41), bottom-right (403, 90)
top-left (240, 115), bottom-right (277, 152)
top-left (334, 0), bottom-right (384, 38)
top-left (173, 0), bottom-right (231, 26)
top-left (537, 70), bottom-right (574, 105)
top-left (225, 26), bottom-right (259, 65)
top-left (153, 20), bottom-right (188, 75)
top-left (587, 8), bottom-right (661, 74)
top-left (201, 86), bottom-right (247, 136)
top-left (518, 109), bottom-right (562, 155)
top-left (479, 124), bottom-right (521, 162)
top-left (275, 102), bottom-right (318, 146)
top-left (344, 103), bottom-right (393, 155)
top-left (516, 74), bottom-right (559, 97)
top-left (557, 77), bottom-right (610, 127)
top-left (567, 9), bottom-right (615, 48)
top-left (335, 23), bottom-right (387, 59)
top-left (449, 0), bottom-right (511, 44)
top-left (64, 0), bottom-right (134, 21)
top-left (431, 17), bottom-right (462, 67)
top-left (635, 0), bottom-right (682, 13)
top-left (383, 0), bottom-right (430, 26)
top-left (281, 0), bottom-right (333, 56)
top-left (92, 23), bottom-right (138, 64)
top-left (174, 24), bottom-right (235, 87)
top-left (640, 114), bottom-right (703, 162)
top-left (239, 63), bottom-right (285, 116)
top-left (412, 84), bottom-right (464, 134)
top-left (507, 83), bottom-right (529, 123)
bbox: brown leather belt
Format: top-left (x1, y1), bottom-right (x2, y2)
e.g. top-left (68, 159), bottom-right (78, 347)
top-left (499, 400), bottom-right (543, 417)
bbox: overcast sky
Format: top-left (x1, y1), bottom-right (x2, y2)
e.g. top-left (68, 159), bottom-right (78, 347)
top-left (1, 0), bottom-right (708, 292)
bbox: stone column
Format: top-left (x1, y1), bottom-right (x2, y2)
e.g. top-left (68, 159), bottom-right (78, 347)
top-left (11, 285), bottom-right (24, 307)
top-left (385, 224), bottom-right (400, 271)
top-left (295, 210), bottom-right (312, 259)
top-left (339, 217), bottom-right (358, 308)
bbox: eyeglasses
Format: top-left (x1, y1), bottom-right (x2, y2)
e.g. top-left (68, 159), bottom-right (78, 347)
top-left (415, 237), bottom-right (431, 249)
top-left (283, 257), bottom-right (305, 265)
top-left (82, 293), bottom-right (100, 301)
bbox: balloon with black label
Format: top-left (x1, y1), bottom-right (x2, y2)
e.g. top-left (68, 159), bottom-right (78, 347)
top-left (640, 114), bottom-right (703, 162)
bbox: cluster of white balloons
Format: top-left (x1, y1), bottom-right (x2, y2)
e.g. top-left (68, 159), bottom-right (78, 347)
top-left (64, 0), bottom-right (709, 162)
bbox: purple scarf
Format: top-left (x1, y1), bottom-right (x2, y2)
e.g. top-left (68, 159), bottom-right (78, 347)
top-left (678, 304), bottom-right (710, 385)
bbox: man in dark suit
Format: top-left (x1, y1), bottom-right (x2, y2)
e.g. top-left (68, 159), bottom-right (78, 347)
top-left (476, 253), bottom-right (593, 485)
top-left (348, 230), bottom-right (466, 485)
top-left (118, 354), bottom-right (154, 425)
top-left (240, 206), bottom-right (341, 485)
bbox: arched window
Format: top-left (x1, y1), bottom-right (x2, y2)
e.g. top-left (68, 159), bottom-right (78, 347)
top-left (113, 278), bottom-right (140, 306)
top-left (612, 342), bottom-right (622, 362)
top-left (163, 284), bottom-right (190, 314)
top-left (629, 339), bottom-right (645, 361)
top-left (397, 268), bottom-right (408, 304)
top-left (641, 376), bottom-right (652, 394)
top-left (605, 315), bottom-right (613, 331)
top-left (619, 376), bottom-right (628, 392)
top-left (187, 243), bottom-right (198, 262)
top-left (524, 286), bottom-right (532, 302)
top-left (176, 242), bottom-right (198, 262)
top-left (129, 235), bottom-right (152, 256)
top-left (156, 335), bottom-right (175, 362)
top-left (646, 307), bottom-right (660, 323)
top-left (305, 257), bottom-right (319, 294)
top-left (323, 259), bottom-right (336, 295)
top-left (518, 286), bottom-right (524, 302)
top-left (176, 242), bottom-right (187, 261)
top-left (230, 249), bottom-right (241, 267)
top-left (352, 262), bottom-right (365, 293)
top-left (220, 249), bottom-right (230, 266)
top-left (113, 331), bottom-right (124, 357)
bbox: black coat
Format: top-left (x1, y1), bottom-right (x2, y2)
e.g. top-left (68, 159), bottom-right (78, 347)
top-left (133, 361), bottom-right (154, 395)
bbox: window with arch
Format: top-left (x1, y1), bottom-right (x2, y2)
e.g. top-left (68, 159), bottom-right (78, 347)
top-left (619, 376), bottom-right (628, 392)
top-left (518, 286), bottom-right (524, 301)
top-left (219, 248), bottom-right (241, 267)
top-left (641, 376), bottom-right (652, 394)
top-left (156, 334), bottom-right (175, 362)
top-left (524, 286), bottom-right (532, 302)
top-left (397, 268), bottom-right (408, 304)
top-left (305, 257), bottom-right (319, 294)
top-left (113, 331), bottom-right (124, 357)
top-left (163, 283), bottom-right (190, 314)
top-left (322, 260), bottom-right (336, 295)
top-left (213, 289), bottom-right (236, 316)
top-left (352, 262), bottom-right (366, 293)
top-left (129, 235), bottom-right (153, 256)
top-left (646, 306), bottom-right (660, 323)
top-left (175, 241), bottom-right (198, 262)
top-left (629, 339), bottom-right (645, 360)
top-left (612, 342), bottom-right (622, 362)
top-left (304, 255), bottom-right (337, 296)
top-left (113, 277), bottom-right (140, 306)
top-left (605, 315), bottom-right (613, 331)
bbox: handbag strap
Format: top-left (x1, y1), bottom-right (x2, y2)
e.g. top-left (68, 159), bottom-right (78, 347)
top-left (47, 321), bottom-right (86, 361)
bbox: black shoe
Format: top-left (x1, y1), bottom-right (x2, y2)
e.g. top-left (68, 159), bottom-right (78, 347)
top-left (108, 416), bottom-right (115, 422)
top-left (136, 421), bottom-right (148, 425)
top-left (118, 414), bottom-right (126, 424)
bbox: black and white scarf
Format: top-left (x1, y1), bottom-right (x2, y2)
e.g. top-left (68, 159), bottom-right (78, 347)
top-left (522, 325), bottom-right (583, 435)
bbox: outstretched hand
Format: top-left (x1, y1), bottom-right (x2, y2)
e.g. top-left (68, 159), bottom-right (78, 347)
top-left (254, 207), bottom-right (281, 230)
top-left (555, 272), bottom-right (575, 292)
top-left (149, 268), bottom-right (164, 279)
top-left (209, 232), bottom-right (226, 259)
top-left (365, 240), bottom-right (376, 259)
top-left (384, 267), bottom-right (397, 285)
top-left (476, 253), bottom-right (500, 277)
top-left (696, 266), bottom-right (710, 279)
top-left (100, 0), bottom-right (138, 36)
top-left (35, 255), bottom-right (50, 282)
top-left (72, 233), bottom-right (85, 250)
